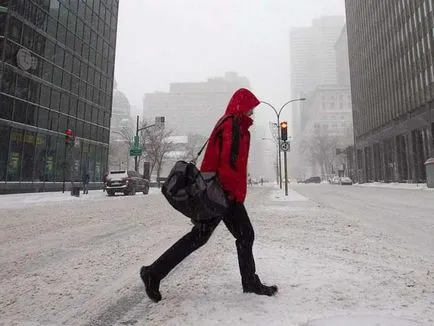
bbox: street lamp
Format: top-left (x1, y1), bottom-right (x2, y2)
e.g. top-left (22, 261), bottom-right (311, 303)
top-left (260, 98), bottom-right (306, 189)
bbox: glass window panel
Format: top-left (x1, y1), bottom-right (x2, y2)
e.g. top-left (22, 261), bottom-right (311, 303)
top-left (62, 72), bottom-right (71, 90)
top-left (49, 111), bottom-right (59, 131)
top-left (0, 123), bottom-right (10, 181)
top-left (71, 76), bottom-right (79, 94)
top-left (22, 130), bottom-right (36, 181)
top-left (38, 107), bottom-right (49, 129)
top-left (74, 35), bottom-right (82, 54)
top-left (54, 44), bottom-right (64, 66)
top-left (1, 66), bottom-right (15, 95)
top-left (67, 117), bottom-right (76, 131)
top-left (83, 122), bottom-right (91, 139)
top-left (0, 94), bottom-right (13, 120)
top-left (83, 24), bottom-right (90, 43)
top-left (46, 16), bottom-right (57, 38)
top-left (8, 128), bottom-right (24, 181)
top-left (34, 133), bottom-right (47, 181)
top-left (57, 23), bottom-right (66, 44)
top-left (64, 51), bottom-right (73, 72)
top-left (65, 30), bottom-right (74, 50)
top-left (22, 24), bottom-right (34, 49)
top-left (13, 100), bottom-right (27, 123)
top-left (54, 135), bottom-right (65, 182)
top-left (59, 114), bottom-right (67, 132)
top-left (39, 84), bottom-right (51, 107)
top-left (77, 100), bottom-right (85, 119)
top-left (42, 61), bottom-right (53, 83)
top-left (85, 103), bottom-right (92, 121)
top-left (52, 66), bottom-right (62, 86)
top-left (9, 16), bottom-right (22, 43)
top-left (60, 92), bottom-right (69, 113)
top-left (15, 74), bottom-right (29, 100)
top-left (50, 89), bottom-right (60, 110)
top-left (76, 119), bottom-right (83, 137)
top-left (26, 105), bottom-right (38, 126)
top-left (67, 9), bottom-right (76, 31)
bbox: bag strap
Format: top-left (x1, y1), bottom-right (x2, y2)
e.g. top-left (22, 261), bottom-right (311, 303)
top-left (191, 115), bottom-right (233, 164)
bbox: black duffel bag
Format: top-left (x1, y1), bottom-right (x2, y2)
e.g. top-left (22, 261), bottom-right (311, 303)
top-left (161, 160), bottom-right (229, 221)
top-left (161, 116), bottom-right (234, 221)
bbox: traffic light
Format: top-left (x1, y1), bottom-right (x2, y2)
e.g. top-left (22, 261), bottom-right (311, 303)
top-left (65, 129), bottom-right (75, 146)
top-left (280, 121), bottom-right (288, 141)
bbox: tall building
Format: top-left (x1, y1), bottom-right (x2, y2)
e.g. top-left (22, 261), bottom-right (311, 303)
top-left (290, 16), bottom-right (345, 97)
top-left (299, 85), bottom-right (353, 178)
top-left (0, 0), bottom-right (119, 193)
top-left (143, 72), bottom-right (251, 137)
top-left (345, 0), bottom-right (434, 183)
top-left (335, 24), bottom-right (351, 86)
top-left (289, 16), bottom-right (346, 179)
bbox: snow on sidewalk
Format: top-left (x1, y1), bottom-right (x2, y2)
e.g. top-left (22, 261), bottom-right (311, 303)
top-left (0, 188), bottom-right (161, 210)
top-left (354, 182), bottom-right (434, 191)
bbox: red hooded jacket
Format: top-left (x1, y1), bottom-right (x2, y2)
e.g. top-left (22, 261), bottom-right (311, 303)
top-left (200, 88), bottom-right (260, 203)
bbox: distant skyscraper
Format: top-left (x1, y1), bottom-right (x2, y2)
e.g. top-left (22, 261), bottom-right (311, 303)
top-left (334, 24), bottom-right (351, 86)
top-left (290, 16), bottom-right (345, 139)
top-left (345, 0), bottom-right (434, 183)
top-left (142, 72), bottom-right (251, 137)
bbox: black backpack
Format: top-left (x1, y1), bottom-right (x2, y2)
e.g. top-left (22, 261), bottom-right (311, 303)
top-left (161, 116), bottom-right (236, 222)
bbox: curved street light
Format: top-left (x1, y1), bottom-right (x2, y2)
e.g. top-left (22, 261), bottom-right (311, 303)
top-left (260, 98), bottom-right (306, 188)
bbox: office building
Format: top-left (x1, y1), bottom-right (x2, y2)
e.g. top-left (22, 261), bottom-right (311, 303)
top-left (0, 0), bottom-right (119, 193)
top-left (142, 72), bottom-right (251, 137)
top-left (345, 0), bottom-right (434, 183)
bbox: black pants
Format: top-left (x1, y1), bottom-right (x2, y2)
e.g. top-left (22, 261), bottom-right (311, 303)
top-left (150, 202), bottom-right (256, 286)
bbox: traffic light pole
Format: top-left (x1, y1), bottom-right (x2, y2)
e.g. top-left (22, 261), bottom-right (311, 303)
top-left (135, 115), bottom-right (139, 172)
top-left (277, 115), bottom-right (282, 189)
top-left (284, 148), bottom-right (288, 196)
top-left (261, 98), bottom-right (306, 190)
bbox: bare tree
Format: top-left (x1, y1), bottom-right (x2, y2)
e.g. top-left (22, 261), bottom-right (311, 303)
top-left (183, 133), bottom-right (208, 162)
top-left (112, 119), bottom-right (174, 177)
top-left (300, 128), bottom-right (339, 178)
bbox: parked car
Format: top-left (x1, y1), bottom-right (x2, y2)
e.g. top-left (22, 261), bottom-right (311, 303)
top-left (330, 176), bottom-right (341, 185)
top-left (105, 170), bottom-right (150, 196)
top-left (339, 177), bottom-right (353, 185)
top-left (304, 176), bottom-right (321, 184)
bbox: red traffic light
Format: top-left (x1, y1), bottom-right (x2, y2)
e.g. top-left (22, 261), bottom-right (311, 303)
top-left (280, 121), bottom-right (288, 141)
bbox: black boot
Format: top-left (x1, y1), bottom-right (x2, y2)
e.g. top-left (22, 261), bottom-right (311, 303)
top-left (243, 274), bottom-right (278, 296)
top-left (140, 266), bottom-right (162, 302)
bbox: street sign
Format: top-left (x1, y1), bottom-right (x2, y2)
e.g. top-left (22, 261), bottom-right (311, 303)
top-left (134, 135), bottom-right (139, 147)
top-left (129, 148), bottom-right (142, 156)
top-left (280, 141), bottom-right (290, 152)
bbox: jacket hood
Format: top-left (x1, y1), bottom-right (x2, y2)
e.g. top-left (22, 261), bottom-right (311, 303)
top-left (224, 88), bottom-right (260, 116)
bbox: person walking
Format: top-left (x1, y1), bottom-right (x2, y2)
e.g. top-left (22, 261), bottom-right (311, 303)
top-left (140, 88), bottom-right (278, 302)
top-left (82, 173), bottom-right (90, 194)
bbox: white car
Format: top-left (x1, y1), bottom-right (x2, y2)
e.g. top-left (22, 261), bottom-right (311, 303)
top-left (339, 177), bottom-right (353, 185)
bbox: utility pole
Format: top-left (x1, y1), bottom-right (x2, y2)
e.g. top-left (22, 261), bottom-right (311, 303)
top-left (130, 115), bottom-right (165, 172)
top-left (261, 98), bottom-right (306, 189)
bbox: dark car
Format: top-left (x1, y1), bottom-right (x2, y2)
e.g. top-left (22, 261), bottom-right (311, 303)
top-left (304, 176), bottom-right (321, 184)
top-left (105, 170), bottom-right (150, 196)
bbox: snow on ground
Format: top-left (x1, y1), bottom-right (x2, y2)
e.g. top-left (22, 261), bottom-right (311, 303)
top-left (0, 188), bottom-right (161, 210)
top-left (0, 184), bottom-right (433, 325)
top-left (354, 182), bottom-right (433, 191)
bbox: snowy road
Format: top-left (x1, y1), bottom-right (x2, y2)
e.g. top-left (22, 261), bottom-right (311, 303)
top-left (0, 185), bottom-right (433, 326)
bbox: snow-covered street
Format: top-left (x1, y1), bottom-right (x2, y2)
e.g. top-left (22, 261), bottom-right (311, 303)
top-left (0, 184), bottom-right (433, 326)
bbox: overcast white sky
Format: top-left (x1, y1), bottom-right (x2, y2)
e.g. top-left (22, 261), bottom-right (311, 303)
top-left (114, 0), bottom-right (345, 127)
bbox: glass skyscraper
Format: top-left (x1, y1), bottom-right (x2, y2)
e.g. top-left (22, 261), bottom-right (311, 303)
top-left (0, 0), bottom-right (119, 193)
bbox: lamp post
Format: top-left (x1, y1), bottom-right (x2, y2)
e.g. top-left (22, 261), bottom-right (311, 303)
top-left (260, 98), bottom-right (306, 189)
